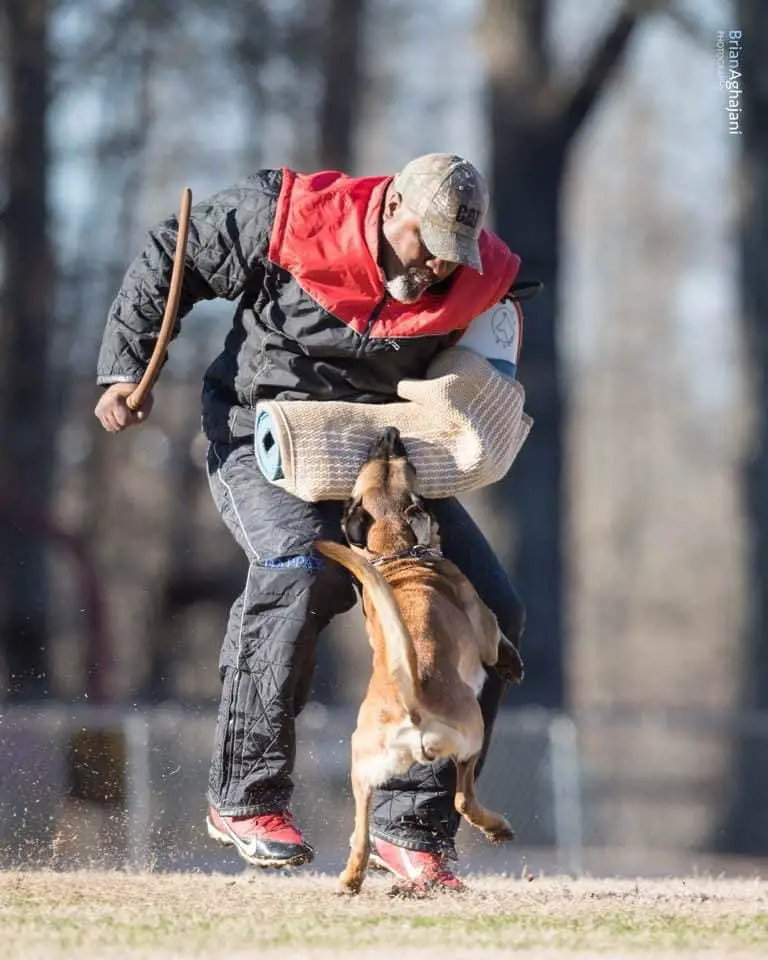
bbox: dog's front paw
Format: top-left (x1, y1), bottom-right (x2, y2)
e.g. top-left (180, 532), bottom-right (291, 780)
top-left (496, 636), bottom-right (524, 684)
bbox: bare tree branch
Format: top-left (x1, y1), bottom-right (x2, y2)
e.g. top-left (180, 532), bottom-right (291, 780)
top-left (560, 0), bottom-right (718, 141)
top-left (560, 7), bottom-right (640, 141)
top-left (664, 4), bottom-right (719, 47)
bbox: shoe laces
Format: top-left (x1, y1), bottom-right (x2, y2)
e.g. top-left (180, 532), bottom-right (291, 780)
top-left (254, 811), bottom-right (296, 831)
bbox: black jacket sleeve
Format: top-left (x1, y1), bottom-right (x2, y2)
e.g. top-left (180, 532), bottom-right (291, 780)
top-left (96, 169), bottom-right (282, 385)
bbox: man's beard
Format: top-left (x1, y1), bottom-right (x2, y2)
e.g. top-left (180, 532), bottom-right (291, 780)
top-left (384, 267), bottom-right (435, 304)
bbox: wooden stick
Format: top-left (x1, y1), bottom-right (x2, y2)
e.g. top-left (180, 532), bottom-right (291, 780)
top-left (126, 187), bottom-right (192, 412)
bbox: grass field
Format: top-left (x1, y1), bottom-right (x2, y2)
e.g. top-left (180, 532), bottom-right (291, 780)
top-left (2, 870), bottom-right (767, 959)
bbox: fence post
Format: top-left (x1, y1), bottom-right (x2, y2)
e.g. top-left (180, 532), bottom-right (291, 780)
top-left (123, 713), bottom-right (152, 870)
top-left (548, 713), bottom-right (583, 875)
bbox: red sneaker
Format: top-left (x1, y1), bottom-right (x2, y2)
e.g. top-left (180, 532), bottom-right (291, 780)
top-left (206, 806), bottom-right (314, 868)
top-left (369, 836), bottom-right (466, 892)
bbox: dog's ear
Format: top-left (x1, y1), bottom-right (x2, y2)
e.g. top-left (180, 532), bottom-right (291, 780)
top-left (342, 498), bottom-right (373, 549)
top-left (405, 496), bottom-right (433, 547)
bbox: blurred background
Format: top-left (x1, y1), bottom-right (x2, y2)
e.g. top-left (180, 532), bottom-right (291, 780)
top-left (1, 0), bottom-right (766, 877)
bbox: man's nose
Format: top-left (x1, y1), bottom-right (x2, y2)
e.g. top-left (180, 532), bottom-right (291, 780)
top-left (426, 258), bottom-right (458, 280)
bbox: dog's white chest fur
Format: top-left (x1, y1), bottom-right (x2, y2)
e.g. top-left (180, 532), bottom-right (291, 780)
top-left (458, 654), bottom-right (488, 698)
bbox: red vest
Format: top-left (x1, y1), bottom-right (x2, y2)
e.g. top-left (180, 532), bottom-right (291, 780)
top-left (269, 169), bottom-right (520, 340)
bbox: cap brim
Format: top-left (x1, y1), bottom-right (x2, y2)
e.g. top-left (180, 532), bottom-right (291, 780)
top-left (420, 222), bottom-right (483, 274)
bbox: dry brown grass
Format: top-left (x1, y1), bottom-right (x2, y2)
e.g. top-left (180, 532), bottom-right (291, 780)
top-left (1, 870), bottom-right (767, 959)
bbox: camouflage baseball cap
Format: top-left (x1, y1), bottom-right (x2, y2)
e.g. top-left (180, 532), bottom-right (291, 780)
top-left (394, 153), bottom-right (489, 273)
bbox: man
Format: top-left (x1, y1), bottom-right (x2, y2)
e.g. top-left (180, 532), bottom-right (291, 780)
top-left (95, 153), bottom-right (526, 891)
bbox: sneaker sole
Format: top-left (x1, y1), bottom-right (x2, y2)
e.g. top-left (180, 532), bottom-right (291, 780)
top-left (206, 817), bottom-right (314, 869)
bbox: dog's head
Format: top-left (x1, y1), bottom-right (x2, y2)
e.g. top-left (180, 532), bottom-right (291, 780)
top-left (342, 427), bottom-right (439, 557)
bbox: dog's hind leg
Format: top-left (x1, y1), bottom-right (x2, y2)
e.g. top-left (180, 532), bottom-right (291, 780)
top-left (454, 755), bottom-right (515, 844)
top-left (338, 767), bottom-right (374, 895)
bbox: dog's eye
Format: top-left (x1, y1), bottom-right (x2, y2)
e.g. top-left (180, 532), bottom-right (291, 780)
top-left (343, 501), bottom-right (373, 548)
top-left (405, 502), bottom-right (432, 546)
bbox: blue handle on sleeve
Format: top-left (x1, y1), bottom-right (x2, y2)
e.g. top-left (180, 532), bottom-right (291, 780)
top-left (488, 358), bottom-right (517, 380)
top-left (255, 409), bottom-right (284, 481)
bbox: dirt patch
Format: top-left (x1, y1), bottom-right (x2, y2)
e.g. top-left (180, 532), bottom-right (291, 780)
top-left (2, 871), bottom-right (767, 959)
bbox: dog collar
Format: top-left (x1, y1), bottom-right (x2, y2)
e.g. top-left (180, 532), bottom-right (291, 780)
top-left (370, 546), bottom-right (444, 567)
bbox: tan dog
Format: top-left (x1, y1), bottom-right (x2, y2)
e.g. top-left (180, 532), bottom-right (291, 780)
top-left (315, 427), bottom-right (523, 895)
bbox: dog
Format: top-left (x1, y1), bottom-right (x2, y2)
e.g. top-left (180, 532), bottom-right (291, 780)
top-left (314, 426), bottom-right (523, 895)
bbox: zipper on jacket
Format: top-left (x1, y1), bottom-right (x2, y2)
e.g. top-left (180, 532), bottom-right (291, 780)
top-left (358, 294), bottom-right (389, 354)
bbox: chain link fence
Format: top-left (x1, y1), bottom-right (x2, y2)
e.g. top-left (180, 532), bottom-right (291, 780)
top-left (1, 703), bottom-right (766, 876)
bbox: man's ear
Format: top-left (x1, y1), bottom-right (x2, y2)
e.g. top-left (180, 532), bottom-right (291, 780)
top-left (405, 496), bottom-right (434, 547)
top-left (342, 498), bottom-right (373, 548)
top-left (383, 187), bottom-right (402, 221)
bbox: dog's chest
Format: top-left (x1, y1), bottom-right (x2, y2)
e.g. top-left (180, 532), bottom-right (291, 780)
top-left (402, 586), bottom-right (489, 699)
top-left (458, 657), bottom-right (488, 697)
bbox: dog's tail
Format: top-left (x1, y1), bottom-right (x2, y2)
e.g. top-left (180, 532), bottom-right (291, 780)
top-left (314, 540), bottom-right (419, 715)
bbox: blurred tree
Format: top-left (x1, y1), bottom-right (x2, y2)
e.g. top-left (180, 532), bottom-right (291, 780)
top-left (318, 0), bottom-right (366, 170)
top-left (0, 0), bottom-right (54, 699)
top-left (52, 0), bottom-right (369, 701)
top-left (56, 0), bottom-right (266, 702)
top-left (482, 0), bottom-right (642, 707)
top-left (719, 0), bottom-right (768, 854)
